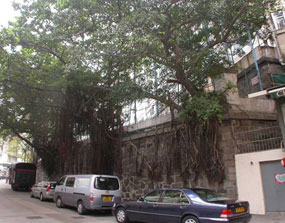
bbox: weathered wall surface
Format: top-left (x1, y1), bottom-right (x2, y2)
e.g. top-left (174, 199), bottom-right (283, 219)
top-left (234, 47), bottom-right (285, 98)
top-left (114, 117), bottom-right (278, 200)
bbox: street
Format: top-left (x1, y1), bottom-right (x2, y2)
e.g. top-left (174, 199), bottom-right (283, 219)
top-left (0, 179), bottom-right (285, 223)
top-left (0, 180), bottom-right (116, 223)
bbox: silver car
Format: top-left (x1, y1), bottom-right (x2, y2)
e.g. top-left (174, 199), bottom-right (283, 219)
top-left (54, 174), bottom-right (122, 215)
top-left (31, 181), bottom-right (56, 201)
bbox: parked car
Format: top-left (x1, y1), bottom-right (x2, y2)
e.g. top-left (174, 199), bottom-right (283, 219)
top-left (113, 188), bottom-right (251, 223)
top-left (31, 181), bottom-right (57, 201)
top-left (54, 174), bottom-right (121, 215)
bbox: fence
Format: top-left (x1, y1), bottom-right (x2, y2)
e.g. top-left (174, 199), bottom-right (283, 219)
top-left (234, 124), bottom-right (282, 154)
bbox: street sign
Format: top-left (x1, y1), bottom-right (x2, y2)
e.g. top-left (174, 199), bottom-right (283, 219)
top-left (269, 86), bottom-right (285, 99)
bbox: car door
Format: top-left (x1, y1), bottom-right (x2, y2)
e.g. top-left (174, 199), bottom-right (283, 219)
top-left (42, 182), bottom-right (49, 198)
top-left (55, 176), bottom-right (66, 201)
top-left (64, 177), bottom-right (76, 206)
top-left (139, 190), bottom-right (163, 222)
top-left (32, 183), bottom-right (39, 198)
top-left (156, 190), bottom-right (190, 223)
top-left (35, 182), bottom-right (43, 198)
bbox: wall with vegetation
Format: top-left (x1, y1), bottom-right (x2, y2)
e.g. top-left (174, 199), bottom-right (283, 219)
top-left (115, 117), bottom-right (279, 200)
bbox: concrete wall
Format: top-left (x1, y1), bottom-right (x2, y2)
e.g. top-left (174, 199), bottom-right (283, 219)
top-left (214, 72), bottom-right (276, 120)
top-left (231, 46), bottom-right (285, 98)
top-left (235, 149), bottom-right (285, 215)
top-left (235, 47), bottom-right (279, 72)
top-left (238, 59), bottom-right (284, 98)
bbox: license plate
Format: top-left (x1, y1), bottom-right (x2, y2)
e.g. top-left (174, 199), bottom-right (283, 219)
top-left (102, 196), bottom-right (113, 202)
top-left (236, 207), bottom-right (245, 213)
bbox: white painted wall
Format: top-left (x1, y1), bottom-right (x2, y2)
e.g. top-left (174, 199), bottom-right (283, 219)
top-left (235, 149), bottom-right (285, 215)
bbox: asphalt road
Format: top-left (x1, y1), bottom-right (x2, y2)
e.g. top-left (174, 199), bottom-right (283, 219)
top-left (0, 180), bottom-right (117, 223)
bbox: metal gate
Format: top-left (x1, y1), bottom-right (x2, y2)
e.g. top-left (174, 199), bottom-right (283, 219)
top-left (260, 160), bottom-right (285, 212)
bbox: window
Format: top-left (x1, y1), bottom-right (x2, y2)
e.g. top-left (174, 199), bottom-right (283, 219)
top-left (144, 190), bottom-right (162, 202)
top-left (180, 193), bottom-right (189, 204)
top-left (94, 177), bottom-right (119, 190)
top-left (76, 178), bottom-right (90, 188)
top-left (272, 11), bottom-right (285, 30)
top-left (192, 189), bottom-right (230, 202)
top-left (162, 190), bottom-right (189, 204)
top-left (58, 176), bottom-right (66, 186)
top-left (65, 177), bottom-right (75, 187)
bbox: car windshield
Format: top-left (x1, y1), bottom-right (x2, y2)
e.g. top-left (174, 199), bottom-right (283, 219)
top-left (192, 189), bottom-right (230, 202)
top-left (94, 177), bottom-right (119, 190)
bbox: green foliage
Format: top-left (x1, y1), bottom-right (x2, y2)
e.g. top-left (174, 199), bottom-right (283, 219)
top-left (180, 92), bottom-right (226, 125)
top-left (0, 0), bottom-right (276, 176)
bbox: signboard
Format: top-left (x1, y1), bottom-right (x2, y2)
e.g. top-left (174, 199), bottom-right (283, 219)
top-left (275, 173), bottom-right (285, 184)
top-left (270, 89), bottom-right (285, 99)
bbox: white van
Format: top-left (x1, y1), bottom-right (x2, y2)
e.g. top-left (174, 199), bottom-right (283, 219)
top-left (54, 174), bottom-right (121, 215)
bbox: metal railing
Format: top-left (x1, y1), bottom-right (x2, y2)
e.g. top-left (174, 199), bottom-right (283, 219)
top-left (234, 125), bottom-right (282, 154)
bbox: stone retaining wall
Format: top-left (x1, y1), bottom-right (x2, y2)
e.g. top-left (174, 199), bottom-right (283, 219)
top-left (115, 118), bottom-right (279, 200)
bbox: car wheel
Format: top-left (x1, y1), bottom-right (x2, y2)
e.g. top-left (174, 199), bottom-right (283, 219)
top-left (77, 201), bottom-right (87, 215)
top-left (56, 197), bottom-right (64, 208)
top-left (182, 215), bottom-right (199, 223)
top-left (40, 193), bottom-right (45, 201)
top-left (115, 207), bottom-right (129, 223)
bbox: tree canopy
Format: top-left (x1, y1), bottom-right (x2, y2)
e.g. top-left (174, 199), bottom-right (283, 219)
top-left (0, 0), bottom-right (275, 175)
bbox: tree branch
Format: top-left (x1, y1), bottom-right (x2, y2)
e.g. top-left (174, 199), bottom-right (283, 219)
top-left (144, 92), bottom-right (181, 111)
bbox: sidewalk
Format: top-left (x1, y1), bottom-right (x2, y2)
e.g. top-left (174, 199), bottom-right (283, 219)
top-left (251, 214), bottom-right (285, 223)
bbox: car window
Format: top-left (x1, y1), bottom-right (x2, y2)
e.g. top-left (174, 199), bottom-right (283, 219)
top-left (144, 190), bottom-right (163, 202)
top-left (180, 193), bottom-right (189, 204)
top-left (162, 190), bottom-right (181, 203)
top-left (65, 177), bottom-right (75, 187)
top-left (162, 190), bottom-right (189, 204)
top-left (58, 176), bottom-right (66, 186)
top-left (94, 177), bottom-right (119, 190)
top-left (77, 178), bottom-right (90, 188)
top-left (192, 189), bottom-right (230, 202)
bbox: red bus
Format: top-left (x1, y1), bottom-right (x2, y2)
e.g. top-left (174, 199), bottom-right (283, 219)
top-left (9, 162), bottom-right (37, 191)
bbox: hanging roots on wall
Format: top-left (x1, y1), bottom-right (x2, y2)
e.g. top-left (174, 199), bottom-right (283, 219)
top-left (127, 118), bottom-right (225, 185)
top-left (183, 119), bottom-right (225, 184)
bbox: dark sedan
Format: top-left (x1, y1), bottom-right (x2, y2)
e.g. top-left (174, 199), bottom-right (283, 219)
top-left (113, 188), bottom-right (251, 223)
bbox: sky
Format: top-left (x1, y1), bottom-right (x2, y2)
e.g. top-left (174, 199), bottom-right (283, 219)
top-left (0, 0), bottom-right (20, 27)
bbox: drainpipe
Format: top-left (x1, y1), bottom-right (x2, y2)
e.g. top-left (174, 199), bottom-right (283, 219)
top-left (133, 71), bottom-right (137, 124)
top-left (154, 65), bottom-right (159, 117)
top-left (247, 26), bottom-right (264, 91)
